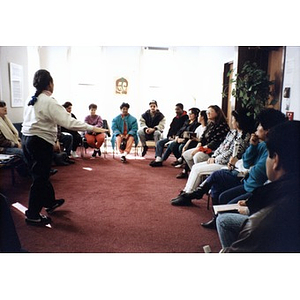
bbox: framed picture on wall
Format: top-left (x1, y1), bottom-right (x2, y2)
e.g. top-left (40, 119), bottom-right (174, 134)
top-left (115, 77), bottom-right (128, 95)
top-left (9, 62), bottom-right (23, 107)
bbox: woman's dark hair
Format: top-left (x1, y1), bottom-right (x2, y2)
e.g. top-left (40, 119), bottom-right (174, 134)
top-left (189, 107), bottom-right (200, 118)
top-left (266, 120), bottom-right (300, 174)
top-left (28, 69), bottom-right (53, 106)
top-left (0, 101), bottom-right (6, 107)
top-left (208, 105), bottom-right (227, 125)
top-left (256, 108), bottom-right (287, 131)
top-left (120, 102), bottom-right (130, 109)
top-left (199, 110), bottom-right (208, 126)
top-left (63, 101), bottom-right (72, 108)
top-left (232, 108), bottom-right (255, 136)
top-left (89, 103), bottom-right (97, 110)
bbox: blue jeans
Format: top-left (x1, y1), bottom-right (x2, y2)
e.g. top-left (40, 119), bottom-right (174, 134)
top-left (155, 138), bottom-right (169, 158)
top-left (216, 213), bottom-right (248, 248)
top-left (219, 185), bottom-right (253, 204)
top-left (206, 169), bottom-right (243, 201)
top-left (162, 141), bottom-right (184, 160)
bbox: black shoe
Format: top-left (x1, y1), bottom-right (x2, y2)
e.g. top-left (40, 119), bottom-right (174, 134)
top-left (121, 156), bottom-right (127, 163)
top-left (150, 161), bottom-right (163, 167)
top-left (171, 160), bottom-right (180, 166)
top-left (141, 145), bottom-right (148, 157)
top-left (97, 149), bottom-right (101, 156)
top-left (190, 187), bottom-right (206, 200)
top-left (25, 211), bottom-right (52, 227)
top-left (149, 160), bottom-right (156, 166)
top-left (50, 169), bottom-right (58, 176)
top-left (45, 199), bottom-right (65, 214)
top-left (92, 150), bottom-right (97, 157)
top-left (176, 172), bottom-right (188, 179)
top-left (201, 216), bottom-right (217, 229)
top-left (171, 195), bottom-right (192, 206)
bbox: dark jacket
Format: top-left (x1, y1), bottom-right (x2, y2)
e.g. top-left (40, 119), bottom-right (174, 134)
top-left (200, 120), bottom-right (230, 150)
top-left (225, 173), bottom-right (300, 252)
top-left (167, 111), bottom-right (188, 138)
top-left (176, 118), bottom-right (200, 138)
top-left (141, 109), bottom-right (165, 132)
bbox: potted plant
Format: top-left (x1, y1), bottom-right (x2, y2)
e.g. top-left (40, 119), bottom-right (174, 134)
top-left (229, 61), bottom-right (275, 119)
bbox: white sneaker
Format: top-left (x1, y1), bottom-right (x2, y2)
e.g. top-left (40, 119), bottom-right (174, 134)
top-left (71, 151), bottom-right (79, 158)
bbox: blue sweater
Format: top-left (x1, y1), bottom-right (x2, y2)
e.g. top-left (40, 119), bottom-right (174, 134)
top-left (111, 114), bottom-right (139, 148)
top-left (242, 141), bottom-right (268, 192)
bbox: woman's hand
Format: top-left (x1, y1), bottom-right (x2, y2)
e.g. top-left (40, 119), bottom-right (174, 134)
top-left (207, 158), bottom-right (215, 164)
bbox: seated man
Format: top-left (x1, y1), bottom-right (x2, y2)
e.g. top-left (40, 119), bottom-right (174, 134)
top-left (111, 102), bottom-right (138, 163)
top-left (61, 101), bottom-right (82, 158)
top-left (171, 108), bottom-right (287, 229)
top-left (149, 103), bottom-right (188, 166)
top-left (138, 100), bottom-right (166, 157)
top-left (217, 120), bottom-right (300, 252)
top-left (150, 107), bottom-right (200, 167)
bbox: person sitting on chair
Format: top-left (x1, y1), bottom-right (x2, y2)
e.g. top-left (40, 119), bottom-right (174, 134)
top-left (217, 120), bottom-right (300, 252)
top-left (149, 103), bottom-right (188, 166)
top-left (61, 101), bottom-right (82, 158)
top-left (171, 108), bottom-right (254, 204)
top-left (0, 101), bottom-right (28, 176)
top-left (138, 100), bottom-right (166, 157)
top-left (150, 107), bottom-right (200, 167)
top-left (111, 102), bottom-right (138, 163)
top-left (84, 103), bottom-right (106, 158)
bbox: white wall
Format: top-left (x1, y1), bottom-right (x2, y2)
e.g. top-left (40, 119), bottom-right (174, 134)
top-left (0, 46), bottom-right (242, 129)
top-left (281, 46), bottom-right (300, 120)
top-left (0, 46), bottom-right (29, 123)
top-left (35, 46), bottom-right (236, 133)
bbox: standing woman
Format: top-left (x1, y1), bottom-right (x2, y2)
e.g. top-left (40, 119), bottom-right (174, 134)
top-left (84, 103), bottom-right (106, 158)
top-left (22, 69), bottom-right (107, 226)
top-left (111, 102), bottom-right (139, 163)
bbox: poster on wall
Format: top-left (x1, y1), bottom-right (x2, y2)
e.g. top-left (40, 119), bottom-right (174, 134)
top-left (115, 77), bottom-right (128, 95)
top-left (9, 62), bottom-right (23, 107)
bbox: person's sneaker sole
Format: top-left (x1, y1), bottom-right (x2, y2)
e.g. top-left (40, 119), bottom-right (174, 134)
top-left (45, 199), bottom-right (65, 214)
top-left (25, 214), bottom-right (52, 226)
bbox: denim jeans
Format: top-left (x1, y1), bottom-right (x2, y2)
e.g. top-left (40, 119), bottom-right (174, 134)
top-left (216, 213), bottom-right (248, 248)
top-left (206, 169), bottom-right (243, 202)
top-left (155, 138), bottom-right (169, 158)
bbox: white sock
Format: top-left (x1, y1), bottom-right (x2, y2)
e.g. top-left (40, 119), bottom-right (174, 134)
top-left (155, 156), bottom-right (162, 162)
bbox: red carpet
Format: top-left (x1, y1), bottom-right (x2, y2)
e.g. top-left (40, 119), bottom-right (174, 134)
top-left (1, 148), bottom-right (221, 253)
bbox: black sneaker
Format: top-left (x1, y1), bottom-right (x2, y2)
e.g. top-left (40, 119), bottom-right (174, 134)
top-left (92, 150), bottom-right (97, 157)
top-left (121, 156), bottom-right (127, 163)
top-left (150, 161), bottom-right (163, 167)
top-left (97, 149), bottom-right (101, 157)
top-left (45, 199), bottom-right (65, 214)
top-left (141, 145), bottom-right (148, 157)
top-left (25, 211), bottom-right (52, 226)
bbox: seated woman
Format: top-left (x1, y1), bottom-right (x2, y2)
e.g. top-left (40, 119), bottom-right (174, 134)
top-left (111, 102), bottom-right (138, 163)
top-left (84, 103), bottom-right (106, 158)
top-left (177, 105), bottom-right (230, 178)
top-left (171, 108), bottom-right (254, 206)
top-left (149, 107), bottom-right (200, 167)
top-left (172, 109), bottom-right (208, 168)
top-left (61, 101), bottom-right (82, 158)
top-left (0, 101), bottom-right (28, 176)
